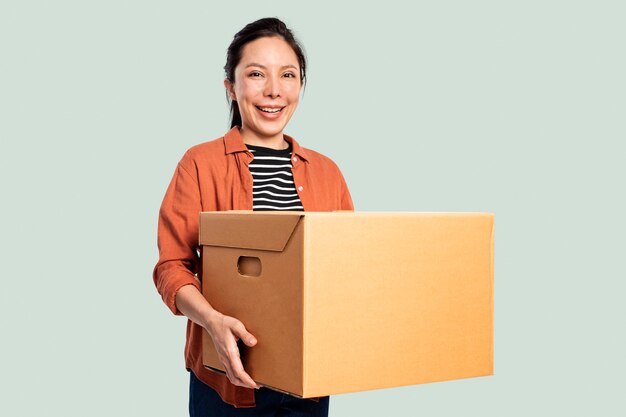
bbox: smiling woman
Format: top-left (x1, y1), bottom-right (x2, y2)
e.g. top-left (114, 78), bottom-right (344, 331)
top-left (152, 17), bottom-right (354, 416)
top-left (224, 36), bottom-right (302, 149)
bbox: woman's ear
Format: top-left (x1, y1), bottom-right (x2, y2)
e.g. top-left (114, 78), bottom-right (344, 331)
top-left (224, 79), bottom-right (236, 101)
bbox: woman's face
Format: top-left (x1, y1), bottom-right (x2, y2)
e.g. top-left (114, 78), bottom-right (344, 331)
top-left (225, 36), bottom-right (302, 143)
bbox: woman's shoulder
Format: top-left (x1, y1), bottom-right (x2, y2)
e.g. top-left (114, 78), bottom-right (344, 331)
top-left (299, 145), bottom-right (343, 173)
top-left (176, 134), bottom-right (229, 171)
top-left (284, 133), bottom-right (338, 168)
top-left (183, 135), bottom-right (227, 159)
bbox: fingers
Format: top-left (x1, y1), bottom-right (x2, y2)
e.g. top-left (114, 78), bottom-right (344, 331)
top-left (213, 317), bottom-right (260, 389)
top-left (226, 349), bottom-right (261, 389)
top-left (220, 340), bottom-right (260, 389)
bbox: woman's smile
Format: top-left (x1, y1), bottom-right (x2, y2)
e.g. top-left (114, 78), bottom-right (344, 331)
top-left (255, 105), bottom-right (286, 117)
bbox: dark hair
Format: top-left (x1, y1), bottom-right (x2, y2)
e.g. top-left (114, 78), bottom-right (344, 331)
top-left (224, 17), bottom-right (307, 129)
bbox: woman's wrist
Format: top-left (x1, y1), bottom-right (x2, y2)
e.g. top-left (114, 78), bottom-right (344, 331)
top-left (175, 284), bottom-right (223, 331)
top-left (202, 308), bottom-right (224, 334)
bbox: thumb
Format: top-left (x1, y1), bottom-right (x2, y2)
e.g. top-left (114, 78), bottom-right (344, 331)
top-left (233, 322), bottom-right (257, 347)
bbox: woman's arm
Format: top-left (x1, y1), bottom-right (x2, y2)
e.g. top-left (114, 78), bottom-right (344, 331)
top-left (154, 154), bottom-right (260, 389)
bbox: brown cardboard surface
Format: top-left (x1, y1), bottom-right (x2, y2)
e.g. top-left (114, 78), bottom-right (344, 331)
top-left (199, 211), bottom-right (302, 251)
top-left (201, 214), bottom-right (306, 395)
top-left (200, 212), bottom-right (494, 397)
top-left (302, 213), bottom-right (493, 397)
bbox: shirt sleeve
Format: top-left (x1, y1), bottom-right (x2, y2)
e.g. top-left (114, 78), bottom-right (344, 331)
top-left (152, 155), bottom-right (202, 315)
top-left (339, 170), bottom-right (354, 211)
top-left (335, 163), bottom-right (355, 211)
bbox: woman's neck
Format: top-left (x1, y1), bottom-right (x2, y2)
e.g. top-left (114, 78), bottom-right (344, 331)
top-left (239, 127), bottom-right (288, 150)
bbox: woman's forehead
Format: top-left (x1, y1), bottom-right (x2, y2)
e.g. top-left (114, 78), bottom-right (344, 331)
top-left (238, 37), bottom-right (300, 69)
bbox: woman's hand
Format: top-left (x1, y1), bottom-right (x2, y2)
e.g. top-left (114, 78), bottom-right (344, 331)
top-left (174, 284), bottom-right (261, 389)
top-left (205, 311), bottom-right (261, 389)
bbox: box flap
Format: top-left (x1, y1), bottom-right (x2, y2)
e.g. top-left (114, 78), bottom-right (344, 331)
top-left (199, 211), bottom-right (304, 252)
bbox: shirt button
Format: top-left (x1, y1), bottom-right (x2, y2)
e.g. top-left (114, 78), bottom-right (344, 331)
top-left (293, 157), bottom-right (298, 162)
top-left (298, 186), bottom-right (304, 192)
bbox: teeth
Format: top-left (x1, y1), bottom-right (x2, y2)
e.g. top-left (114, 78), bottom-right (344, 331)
top-left (258, 107), bottom-right (282, 113)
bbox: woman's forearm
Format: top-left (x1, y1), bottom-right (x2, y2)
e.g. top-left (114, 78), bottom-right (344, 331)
top-left (175, 284), bottom-right (223, 331)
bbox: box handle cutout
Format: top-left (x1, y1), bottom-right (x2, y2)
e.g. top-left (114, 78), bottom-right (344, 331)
top-left (237, 256), bottom-right (262, 277)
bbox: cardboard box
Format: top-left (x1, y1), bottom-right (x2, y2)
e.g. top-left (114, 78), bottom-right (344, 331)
top-left (199, 211), bottom-right (494, 398)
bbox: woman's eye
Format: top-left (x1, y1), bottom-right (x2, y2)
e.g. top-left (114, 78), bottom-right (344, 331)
top-left (249, 71), bottom-right (263, 77)
top-left (283, 72), bottom-right (296, 78)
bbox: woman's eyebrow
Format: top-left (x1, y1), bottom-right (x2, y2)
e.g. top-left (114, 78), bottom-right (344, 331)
top-left (245, 63), bottom-right (298, 70)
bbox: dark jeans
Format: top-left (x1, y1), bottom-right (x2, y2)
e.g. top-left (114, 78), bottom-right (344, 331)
top-left (189, 371), bottom-right (330, 417)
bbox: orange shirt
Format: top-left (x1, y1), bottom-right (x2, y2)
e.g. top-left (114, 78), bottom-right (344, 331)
top-left (153, 126), bottom-right (354, 408)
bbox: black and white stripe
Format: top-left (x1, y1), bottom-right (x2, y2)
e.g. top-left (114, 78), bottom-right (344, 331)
top-left (247, 143), bottom-right (304, 211)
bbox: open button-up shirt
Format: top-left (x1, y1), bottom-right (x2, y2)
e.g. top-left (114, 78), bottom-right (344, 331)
top-left (153, 126), bottom-right (354, 408)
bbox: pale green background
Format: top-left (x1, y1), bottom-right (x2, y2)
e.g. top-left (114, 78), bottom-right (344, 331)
top-left (1, 0), bottom-right (624, 416)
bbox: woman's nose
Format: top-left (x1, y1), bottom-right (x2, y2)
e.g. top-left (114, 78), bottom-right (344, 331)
top-left (264, 75), bottom-right (280, 98)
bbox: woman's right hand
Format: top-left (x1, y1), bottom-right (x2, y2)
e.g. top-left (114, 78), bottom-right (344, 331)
top-left (174, 285), bottom-right (261, 389)
top-left (205, 311), bottom-right (261, 389)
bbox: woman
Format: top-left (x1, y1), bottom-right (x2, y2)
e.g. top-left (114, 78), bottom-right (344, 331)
top-left (153, 17), bottom-right (354, 416)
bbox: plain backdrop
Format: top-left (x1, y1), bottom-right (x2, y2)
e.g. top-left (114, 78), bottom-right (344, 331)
top-left (1, 1), bottom-right (624, 416)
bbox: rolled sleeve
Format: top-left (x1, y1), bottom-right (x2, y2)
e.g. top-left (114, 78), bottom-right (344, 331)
top-left (153, 157), bottom-right (203, 315)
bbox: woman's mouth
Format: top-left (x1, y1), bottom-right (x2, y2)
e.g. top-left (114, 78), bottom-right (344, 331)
top-left (256, 106), bottom-right (285, 114)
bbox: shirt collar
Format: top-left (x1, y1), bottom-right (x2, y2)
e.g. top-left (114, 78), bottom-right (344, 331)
top-left (223, 126), bottom-right (310, 162)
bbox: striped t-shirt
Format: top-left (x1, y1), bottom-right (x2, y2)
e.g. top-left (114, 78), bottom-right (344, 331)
top-left (246, 143), bottom-right (304, 211)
